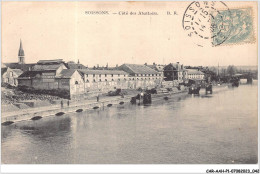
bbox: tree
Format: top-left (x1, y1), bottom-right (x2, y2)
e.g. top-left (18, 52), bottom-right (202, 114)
top-left (226, 65), bottom-right (237, 76)
top-left (201, 67), bottom-right (218, 82)
top-left (209, 67), bottom-right (217, 74)
top-left (220, 68), bottom-right (226, 77)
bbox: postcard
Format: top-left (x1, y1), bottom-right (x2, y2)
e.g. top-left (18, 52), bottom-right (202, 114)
top-left (1, 1), bottom-right (258, 172)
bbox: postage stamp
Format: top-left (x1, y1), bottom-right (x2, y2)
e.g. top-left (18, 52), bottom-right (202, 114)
top-left (211, 7), bottom-right (255, 46)
top-left (183, 1), bottom-right (255, 47)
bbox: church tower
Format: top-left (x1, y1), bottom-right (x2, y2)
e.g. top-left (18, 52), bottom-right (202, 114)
top-left (18, 39), bottom-right (25, 64)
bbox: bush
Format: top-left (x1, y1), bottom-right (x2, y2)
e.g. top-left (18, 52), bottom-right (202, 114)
top-left (17, 85), bottom-right (70, 99)
top-left (18, 85), bottom-right (33, 92)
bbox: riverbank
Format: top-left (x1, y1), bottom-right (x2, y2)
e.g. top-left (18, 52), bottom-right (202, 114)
top-left (1, 89), bottom-right (189, 124)
top-left (1, 86), bottom-right (61, 105)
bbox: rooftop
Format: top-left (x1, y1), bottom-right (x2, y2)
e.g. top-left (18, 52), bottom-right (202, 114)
top-left (66, 62), bottom-right (87, 69)
top-left (146, 64), bottom-right (165, 72)
top-left (121, 64), bottom-right (160, 74)
top-left (56, 69), bottom-right (77, 78)
top-left (1, 67), bottom-right (7, 75)
top-left (186, 69), bottom-right (204, 75)
top-left (33, 64), bottom-right (65, 71)
top-left (79, 69), bottom-right (128, 75)
top-left (37, 59), bottom-right (64, 65)
top-left (11, 69), bottom-right (23, 76)
top-left (4, 63), bottom-right (35, 71)
top-left (18, 71), bottom-right (45, 79)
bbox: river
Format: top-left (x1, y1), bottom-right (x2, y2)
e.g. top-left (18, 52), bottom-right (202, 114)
top-left (1, 82), bottom-right (258, 164)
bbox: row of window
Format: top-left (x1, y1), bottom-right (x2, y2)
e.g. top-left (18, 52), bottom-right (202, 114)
top-left (188, 74), bottom-right (204, 76)
top-left (85, 74), bottom-right (162, 78)
top-left (136, 74), bottom-right (161, 77)
top-left (136, 77), bottom-right (159, 80)
top-left (85, 77), bottom-right (160, 82)
top-left (86, 74), bottom-right (127, 78)
top-left (188, 74), bottom-right (204, 79)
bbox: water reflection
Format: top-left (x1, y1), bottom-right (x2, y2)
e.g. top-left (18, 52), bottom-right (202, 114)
top-left (19, 117), bottom-right (72, 139)
top-left (2, 84), bottom-right (258, 164)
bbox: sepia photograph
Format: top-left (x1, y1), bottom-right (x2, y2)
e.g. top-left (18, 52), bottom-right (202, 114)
top-left (1, 1), bottom-right (259, 172)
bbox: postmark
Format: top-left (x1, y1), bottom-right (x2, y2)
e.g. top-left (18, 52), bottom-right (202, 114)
top-left (183, 1), bottom-right (232, 47)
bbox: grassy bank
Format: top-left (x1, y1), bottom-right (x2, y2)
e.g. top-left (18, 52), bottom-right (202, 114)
top-left (1, 86), bottom-right (61, 105)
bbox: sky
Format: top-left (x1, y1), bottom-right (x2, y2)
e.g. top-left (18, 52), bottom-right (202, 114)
top-left (1, 1), bottom-right (258, 67)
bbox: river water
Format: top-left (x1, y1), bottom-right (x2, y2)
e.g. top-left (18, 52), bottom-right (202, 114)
top-left (1, 83), bottom-right (258, 164)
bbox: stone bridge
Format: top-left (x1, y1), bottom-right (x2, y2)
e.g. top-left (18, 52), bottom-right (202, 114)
top-left (234, 73), bottom-right (254, 84)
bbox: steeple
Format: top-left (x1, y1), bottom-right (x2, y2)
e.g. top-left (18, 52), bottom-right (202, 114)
top-left (18, 39), bottom-right (25, 64)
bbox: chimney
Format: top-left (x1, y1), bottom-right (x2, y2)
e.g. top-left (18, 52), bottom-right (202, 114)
top-left (77, 59), bottom-right (80, 69)
top-left (176, 62), bottom-right (180, 70)
top-left (97, 64), bottom-right (99, 68)
top-left (116, 64), bottom-right (118, 68)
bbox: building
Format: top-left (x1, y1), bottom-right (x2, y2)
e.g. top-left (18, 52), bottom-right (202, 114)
top-left (79, 69), bottom-right (129, 93)
top-left (56, 69), bottom-right (85, 97)
top-left (17, 58), bottom-right (67, 89)
top-left (18, 68), bottom-right (84, 98)
top-left (186, 69), bottom-right (205, 80)
top-left (118, 64), bottom-right (163, 89)
top-left (18, 60), bottom-right (130, 98)
top-left (2, 68), bottom-right (23, 86)
top-left (18, 59), bottom-right (69, 85)
top-left (163, 62), bottom-right (188, 83)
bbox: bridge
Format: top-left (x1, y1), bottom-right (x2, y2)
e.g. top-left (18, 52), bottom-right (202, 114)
top-left (233, 73), bottom-right (254, 84)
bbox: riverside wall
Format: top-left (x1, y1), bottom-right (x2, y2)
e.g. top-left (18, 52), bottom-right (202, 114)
top-left (1, 89), bottom-right (193, 124)
top-left (1, 96), bottom-right (132, 123)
